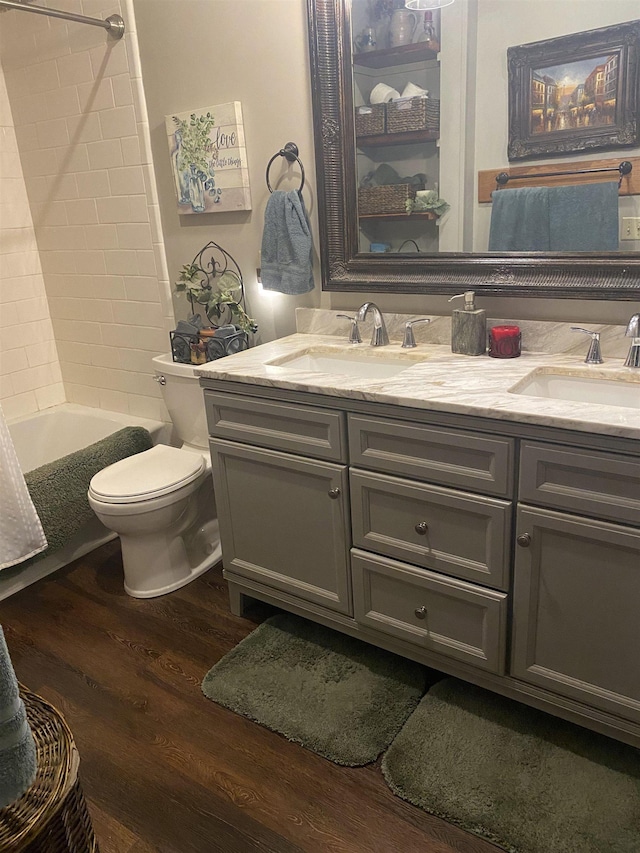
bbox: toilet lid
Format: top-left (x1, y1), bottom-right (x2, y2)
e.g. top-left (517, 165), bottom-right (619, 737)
top-left (89, 445), bottom-right (206, 504)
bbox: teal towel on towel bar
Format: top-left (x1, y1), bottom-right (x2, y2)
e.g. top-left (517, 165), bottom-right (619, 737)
top-left (488, 181), bottom-right (620, 252)
top-left (548, 181), bottom-right (619, 251)
top-left (488, 186), bottom-right (551, 251)
top-left (0, 627), bottom-right (37, 809)
top-left (261, 190), bottom-right (314, 294)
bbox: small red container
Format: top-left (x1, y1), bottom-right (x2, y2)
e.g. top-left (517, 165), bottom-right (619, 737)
top-left (489, 325), bottom-right (521, 358)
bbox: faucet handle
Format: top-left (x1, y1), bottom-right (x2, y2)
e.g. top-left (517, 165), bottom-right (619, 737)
top-left (625, 313), bottom-right (640, 338)
top-left (624, 313), bottom-right (640, 367)
top-left (570, 327), bottom-right (604, 364)
top-left (336, 314), bottom-right (362, 344)
top-left (402, 318), bottom-right (431, 348)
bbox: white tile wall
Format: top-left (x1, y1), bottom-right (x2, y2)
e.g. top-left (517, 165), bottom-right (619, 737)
top-left (0, 0), bottom-right (174, 423)
top-left (0, 68), bottom-right (65, 421)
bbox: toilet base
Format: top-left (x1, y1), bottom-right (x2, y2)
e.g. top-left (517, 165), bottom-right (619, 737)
top-left (121, 512), bottom-right (222, 599)
top-left (124, 538), bottom-right (222, 598)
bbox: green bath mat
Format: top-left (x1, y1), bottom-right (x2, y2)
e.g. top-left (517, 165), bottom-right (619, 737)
top-left (202, 612), bottom-right (429, 766)
top-left (382, 678), bottom-right (640, 853)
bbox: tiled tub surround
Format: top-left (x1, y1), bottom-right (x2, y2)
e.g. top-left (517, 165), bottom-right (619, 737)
top-left (0, 0), bottom-right (173, 423)
top-left (197, 311), bottom-right (640, 440)
top-left (199, 310), bottom-right (640, 750)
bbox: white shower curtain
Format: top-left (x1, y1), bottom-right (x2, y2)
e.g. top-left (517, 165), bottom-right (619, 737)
top-left (0, 405), bottom-right (47, 570)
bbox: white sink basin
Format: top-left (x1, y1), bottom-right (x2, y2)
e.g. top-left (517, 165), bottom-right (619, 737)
top-left (510, 371), bottom-right (640, 409)
top-left (268, 349), bottom-right (426, 380)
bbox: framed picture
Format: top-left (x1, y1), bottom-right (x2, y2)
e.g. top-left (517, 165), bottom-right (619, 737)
top-left (507, 20), bottom-right (640, 160)
top-left (165, 101), bottom-right (251, 214)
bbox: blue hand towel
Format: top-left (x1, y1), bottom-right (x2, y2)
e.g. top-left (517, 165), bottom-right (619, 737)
top-left (0, 626), bottom-right (37, 808)
top-left (488, 187), bottom-right (551, 251)
top-left (548, 181), bottom-right (619, 251)
top-left (261, 190), bottom-right (314, 294)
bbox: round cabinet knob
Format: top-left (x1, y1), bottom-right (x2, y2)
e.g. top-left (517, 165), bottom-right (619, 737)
top-left (414, 606), bottom-right (427, 619)
top-left (328, 487), bottom-right (341, 499)
top-left (415, 521), bottom-right (428, 535)
top-left (517, 533), bottom-right (532, 548)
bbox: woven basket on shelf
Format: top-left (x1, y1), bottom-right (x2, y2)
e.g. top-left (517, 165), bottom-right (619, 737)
top-left (0, 687), bottom-right (99, 853)
top-left (358, 183), bottom-right (417, 215)
top-left (386, 96), bottom-right (428, 134)
top-left (355, 103), bottom-right (385, 136)
top-left (425, 98), bottom-right (440, 131)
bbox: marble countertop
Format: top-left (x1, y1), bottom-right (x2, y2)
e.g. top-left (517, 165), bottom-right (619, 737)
top-left (197, 333), bottom-right (640, 440)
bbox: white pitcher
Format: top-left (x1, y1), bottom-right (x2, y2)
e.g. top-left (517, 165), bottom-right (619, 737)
top-left (389, 9), bottom-right (417, 47)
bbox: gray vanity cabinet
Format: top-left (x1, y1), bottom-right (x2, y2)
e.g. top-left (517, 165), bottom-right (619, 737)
top-left (206, 391), bottom-right (352, 615)
top-left (511, 506), bottom-right (640, 722)
top-left (203, 380), bottom-right (640, 748)
top-left (512, 442), bottom-right (640, 724)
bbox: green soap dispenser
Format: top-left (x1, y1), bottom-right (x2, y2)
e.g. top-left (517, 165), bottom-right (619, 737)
top-left (448, 291), bottom-right (486, 355)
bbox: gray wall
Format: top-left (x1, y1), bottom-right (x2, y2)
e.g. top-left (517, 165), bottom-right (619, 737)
top-left (134, 0), bottom-right (638, 339)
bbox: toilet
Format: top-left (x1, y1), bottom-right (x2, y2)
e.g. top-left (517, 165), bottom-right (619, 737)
top-left (88, 354), bottom-right (222, 598)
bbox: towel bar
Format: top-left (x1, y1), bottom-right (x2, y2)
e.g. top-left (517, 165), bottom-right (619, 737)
top-left (496, 160), bottom-right (632, 189)
top-left (266, 142), bottom-right (305, 194)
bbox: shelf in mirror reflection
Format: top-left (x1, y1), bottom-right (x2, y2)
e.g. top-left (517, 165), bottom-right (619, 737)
top-left (359, 211), bottom-right (438, 221)
top-left (353, 43), bottom-right (438, 69)
top-left (356, 129), bottom-right (439, 147)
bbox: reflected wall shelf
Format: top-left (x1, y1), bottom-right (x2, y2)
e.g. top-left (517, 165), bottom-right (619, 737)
top-left (359, 211), bottom-right (438, 221)
top-left (356, 129), bottom-right (439, 147)
top-left (354, 43), bottom-right (438, 69)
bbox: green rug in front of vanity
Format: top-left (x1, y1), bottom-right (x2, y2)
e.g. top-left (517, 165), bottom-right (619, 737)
top-left (382, 678), bottom-right (640, 853)
top-left (202, 612), bottom-right (430, 766)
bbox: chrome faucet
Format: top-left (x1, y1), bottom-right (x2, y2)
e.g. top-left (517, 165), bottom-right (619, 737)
top-left (356, 302), bottom-right (389, 347)
top-left (570, 327), bottom-right (603, 364)
top-left (623, 313), bottom-right (640, 368)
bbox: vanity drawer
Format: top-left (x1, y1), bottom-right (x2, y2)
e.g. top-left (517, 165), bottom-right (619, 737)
top-left (348, 414), bottom-right (514, 497)
top-left (519, 441), bottom-right (640, 526)
top-left (351, 549), bottom-right (508, 674)
top-left (204, 391), bottom-right (346, 462)
top-left (350, 469), bottom-right (511, 590)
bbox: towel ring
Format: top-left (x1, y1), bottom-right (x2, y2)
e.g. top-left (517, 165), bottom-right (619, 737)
top-left (266, 142), bottom-right (305, 194)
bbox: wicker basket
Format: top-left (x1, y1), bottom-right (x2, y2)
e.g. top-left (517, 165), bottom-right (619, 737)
top-left (358, 183), bottom-right (417, 215)
top-left (386, 96), bottom-right (429, 134)
top-left (355, 103), bottom-right (385, 136)
top-left (0, 688), bottom-right (99, 852)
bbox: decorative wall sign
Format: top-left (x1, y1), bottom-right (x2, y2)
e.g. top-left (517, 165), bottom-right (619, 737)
top-left (165, 101), bottom-right (251, 213)
top-left (508, 20), bottom-right (640, 160)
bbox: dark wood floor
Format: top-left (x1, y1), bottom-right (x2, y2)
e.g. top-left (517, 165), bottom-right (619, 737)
top-left (0, 541), bottom-right (501, 853)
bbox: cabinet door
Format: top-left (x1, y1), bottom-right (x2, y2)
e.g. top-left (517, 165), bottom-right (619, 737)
top-left (512, 505), bottom-right (640, 723)
top-left (210, 438), bottom-right (351, 614)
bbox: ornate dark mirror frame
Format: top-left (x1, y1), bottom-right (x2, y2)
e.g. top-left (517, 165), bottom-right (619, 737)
top-left (306, 0), bottom-right (640, 299)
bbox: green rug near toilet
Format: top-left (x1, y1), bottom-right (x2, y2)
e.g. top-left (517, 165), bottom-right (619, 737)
top-left (382, 678), bottom-right (640, 853)
top-left (202, 612), bottom-right (430, 766)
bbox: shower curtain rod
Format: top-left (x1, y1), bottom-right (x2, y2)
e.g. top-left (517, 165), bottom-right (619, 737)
top-left (0, 0), bottom-right (125, 39)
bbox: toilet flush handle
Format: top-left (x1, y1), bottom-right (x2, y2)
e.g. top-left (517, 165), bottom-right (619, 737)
top-left (154, 374), bottom-right (166, 386)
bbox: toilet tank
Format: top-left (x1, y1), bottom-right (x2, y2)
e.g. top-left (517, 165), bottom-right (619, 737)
top-left (152, 354), bottom-right (209, 450)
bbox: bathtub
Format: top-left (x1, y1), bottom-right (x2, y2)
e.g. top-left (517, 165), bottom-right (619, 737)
top-left (2, 403), bottom-right (169, 601)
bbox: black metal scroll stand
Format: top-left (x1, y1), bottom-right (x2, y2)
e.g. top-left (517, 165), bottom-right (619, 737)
top-left (495, 160), bottom-right (633, 190)
top-left (265, 142), bottom-right (305, 194)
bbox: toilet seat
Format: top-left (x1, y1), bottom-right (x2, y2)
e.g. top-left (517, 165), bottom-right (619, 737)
top-left (89, 445), bottom-right (205, 504)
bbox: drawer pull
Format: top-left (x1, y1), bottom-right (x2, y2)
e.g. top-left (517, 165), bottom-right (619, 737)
top-left (414, 606), bottom-right (427, 619)
top-left (328, 487), bottom-right (341, 499)
top-left (517, 533), bottom-right (531, 548)
top-left (415, 521), bottom-right (429, 535)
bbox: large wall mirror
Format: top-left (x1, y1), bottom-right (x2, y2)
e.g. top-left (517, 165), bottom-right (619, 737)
top-left (307, 0), bottom-right (640, 298)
